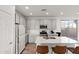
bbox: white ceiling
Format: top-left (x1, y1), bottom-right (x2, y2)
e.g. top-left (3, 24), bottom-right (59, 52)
top-left (16, 5), bottom-right (79, 18)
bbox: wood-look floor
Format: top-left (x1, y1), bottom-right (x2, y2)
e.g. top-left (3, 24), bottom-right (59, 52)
top-left (22, 43), bottom-right (36, 54)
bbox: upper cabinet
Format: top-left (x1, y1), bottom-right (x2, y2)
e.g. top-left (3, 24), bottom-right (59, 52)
top-left (15, 12), bottom-right (26, 25)
top-left (26, 17), bottom-right (57, 31)
top-left (39, 17), bottom-right (57, 30)
top-left (15, 13), bottom-right (20, 24)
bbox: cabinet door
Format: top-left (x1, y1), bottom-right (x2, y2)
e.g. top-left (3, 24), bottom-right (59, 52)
top-left (15, 13), bottom-right (20, 23)
top-left (19, 25), bottom-right (25, 53)
top-left (51, 19), bottom-right (56, 30)
top-left (0, 8), bottom-right (13, 54)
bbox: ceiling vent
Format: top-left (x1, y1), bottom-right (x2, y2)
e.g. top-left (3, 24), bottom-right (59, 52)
top-left (41, 9), bottom-right (47, 11)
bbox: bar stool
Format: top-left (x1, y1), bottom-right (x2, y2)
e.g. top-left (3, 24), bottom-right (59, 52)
top-left (68, 46), bottom-right (79, 54)
top-left (36, 46), bottom-right (48, 54)
top-left (52, 46), bottom-right (67, 54)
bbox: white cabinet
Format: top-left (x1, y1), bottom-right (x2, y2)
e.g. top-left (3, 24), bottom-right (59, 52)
top-left (28, 19), bottom-right (40, 43)
top-left (19, 16), bottom-right (26, 53)
top-left (15, 13), bottom-right (20, 23)
top-left (39, 17), bottom-right (57, 30)
top-left (19, 25), bottom-right (25, 53)
top-left (15, 12), bottom-right (26, 53)
top-left (51, 19), bottom-right (56, 30)
top-left (26, 17), bottom-right (58, 43)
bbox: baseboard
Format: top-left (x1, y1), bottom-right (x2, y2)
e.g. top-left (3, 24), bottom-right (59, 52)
top-left (20, 48), bottom-right (25, 54)
top-left (25, 42), bottom-right (29, 46)
top-left (20, 43), bottom-right (29, 54)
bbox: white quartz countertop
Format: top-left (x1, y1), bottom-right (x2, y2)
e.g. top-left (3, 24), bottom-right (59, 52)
top-left (35, 36), bottom-right (78, 44)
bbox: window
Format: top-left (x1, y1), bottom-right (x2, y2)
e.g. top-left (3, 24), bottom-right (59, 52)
top-left (61, 20), bottom-right (77, 40)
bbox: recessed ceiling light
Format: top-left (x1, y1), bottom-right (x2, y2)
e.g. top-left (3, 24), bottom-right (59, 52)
top-left (30, 13), bottom-right (32, 15)
top-left (60, 12), bottom-right (63, 15)
top-left (46, 12), bottom-right (48, 15)
top-left (25, 6), bottom-right (29, 9)
top-left (76, 12), bottom-right (79, 14)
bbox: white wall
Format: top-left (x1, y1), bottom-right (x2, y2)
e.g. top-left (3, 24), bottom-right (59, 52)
top-left (25, 17), bottom-right (61, 43)
top-left (77, 20), bottom-right (79, 41)
top-left (0, 6), bottom-right (15, 54)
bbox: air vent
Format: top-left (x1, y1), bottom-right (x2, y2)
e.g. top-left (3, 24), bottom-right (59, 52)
top-left (41, 9), bottom-right (47, 11)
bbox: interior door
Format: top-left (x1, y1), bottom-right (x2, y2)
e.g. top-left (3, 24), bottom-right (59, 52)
top-left (0, 9), bottom-right (13, 54)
